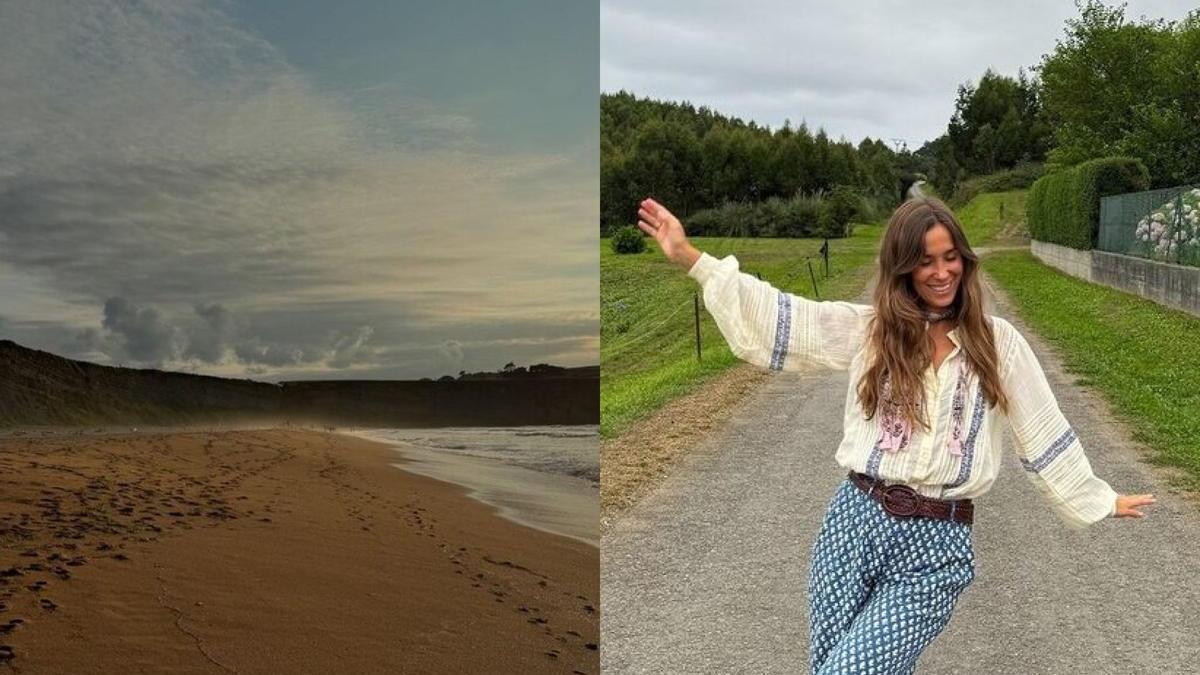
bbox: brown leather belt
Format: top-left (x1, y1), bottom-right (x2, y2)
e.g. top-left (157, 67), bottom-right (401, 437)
top-left (848, 471), bottom-right (974, 525)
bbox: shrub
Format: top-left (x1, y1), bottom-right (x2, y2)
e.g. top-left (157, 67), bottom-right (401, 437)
top-left (683, 191), bottom-right (855, 239)
top-left (1027, 157), bottom-right (1149, 249)
top-left (819, 185), bottom-right (861, 237)
top-left (947, 163), bottom-right (1045, 208)
top-left (610, 225), bottom-right (647, 254)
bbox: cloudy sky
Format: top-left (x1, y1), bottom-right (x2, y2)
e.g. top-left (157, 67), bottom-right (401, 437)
top-left (602, 0), bottom-right (1196, 148)
top-left (0, 0), bottom-right (598, 380)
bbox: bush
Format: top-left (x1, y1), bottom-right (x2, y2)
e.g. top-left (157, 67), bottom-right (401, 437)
top-left (948, 163), bottom-right (1045, 208)
top-left (1027, 157), bottom-right (1149, 249)
top-left (819, 185), bottom-right (861, 237)
top-left (683, 191), bottom-right (857, 239)
top-left (610, 225), bottom-right (647, 254)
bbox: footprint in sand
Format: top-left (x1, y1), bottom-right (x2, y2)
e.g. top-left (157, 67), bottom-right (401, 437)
top-left (0, 619), bottom-right (23, 635)
top-left (0, 644), bottom-right (14, 662)
top-left (39, 599), bottom-right (56, 612)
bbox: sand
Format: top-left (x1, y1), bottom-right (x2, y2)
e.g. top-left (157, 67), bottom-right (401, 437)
top-left (350, 429), bottom-right (599, 547)
top-left (0, 429), bottom-right (598, 674)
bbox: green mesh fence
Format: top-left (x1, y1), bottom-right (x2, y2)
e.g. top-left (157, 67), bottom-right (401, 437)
top-left (1099, 184), bottom-right (1200, 267)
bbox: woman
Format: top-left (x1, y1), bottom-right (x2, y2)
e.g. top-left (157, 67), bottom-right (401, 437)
top-left (635, 196), bottom-right (1155, 674)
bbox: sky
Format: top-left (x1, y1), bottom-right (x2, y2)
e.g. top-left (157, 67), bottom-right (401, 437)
top-left (602, 0), bottom-right (1198, 149)
top-left (0, 0), bottom-right (598, 381)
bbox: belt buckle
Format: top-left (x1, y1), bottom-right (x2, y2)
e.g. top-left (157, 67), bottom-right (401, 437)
top-left (881, 484), bottom-right (920, 517)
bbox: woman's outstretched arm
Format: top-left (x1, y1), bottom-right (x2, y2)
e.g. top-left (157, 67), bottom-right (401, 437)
top-left (998, 318), bottom-right (1156, 528)
top-left (637, 198), bottom-right (871, 371)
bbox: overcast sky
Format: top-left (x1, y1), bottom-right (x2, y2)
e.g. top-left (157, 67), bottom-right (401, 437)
top-left (602, 0), bottom-right (1197, 148)
top-left (0, 0), bottom-right (598, 380)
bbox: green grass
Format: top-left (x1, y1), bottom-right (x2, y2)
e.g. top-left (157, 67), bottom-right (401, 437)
top-left (955, 189), bottom-right (1027, 247)
top-left (981, 249), bottom-right (1200, 489)
top-left (601, 224), bottom-right (884, 438)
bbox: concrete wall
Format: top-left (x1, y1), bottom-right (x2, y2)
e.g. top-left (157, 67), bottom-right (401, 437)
top-left (1030, 240), bottom-right (1095, 283)
top-left (1031, 240), bottom-right (1200, 318)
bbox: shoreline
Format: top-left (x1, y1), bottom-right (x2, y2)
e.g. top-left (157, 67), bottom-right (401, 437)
top-left (347, 429), bottom-right (599, 548)
top-left (0, 428), bottom-right (599, 673)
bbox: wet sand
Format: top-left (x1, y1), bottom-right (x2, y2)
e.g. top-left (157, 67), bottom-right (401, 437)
top-left (350, 430), bottom-right (599, 547)
top-left (0, 429), bottom-right (598, 673)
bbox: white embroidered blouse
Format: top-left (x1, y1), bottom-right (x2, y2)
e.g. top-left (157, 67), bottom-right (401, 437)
top-left (688, 252), bottom-right (1119, 529)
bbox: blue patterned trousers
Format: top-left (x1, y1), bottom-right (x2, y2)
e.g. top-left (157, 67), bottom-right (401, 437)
top-left (807, 479), bottom-right (975, 674)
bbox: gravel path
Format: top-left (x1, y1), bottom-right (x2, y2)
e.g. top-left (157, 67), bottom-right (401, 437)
top-left (601, 272), bottom-right (1200, 673)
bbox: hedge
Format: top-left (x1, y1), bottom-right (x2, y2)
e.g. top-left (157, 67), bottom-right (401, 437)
top-left (1026, 157), bottom-right (1149, 250)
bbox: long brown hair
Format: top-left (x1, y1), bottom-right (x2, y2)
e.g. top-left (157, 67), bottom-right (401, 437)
top-left (856, 197), bottom-right (1009, 430)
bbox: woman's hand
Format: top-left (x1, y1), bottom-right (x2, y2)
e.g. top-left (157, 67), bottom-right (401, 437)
top-left (637, 198), bottom-right (701, 270)
top-left (1113, 493), bottom-right (1156, 518)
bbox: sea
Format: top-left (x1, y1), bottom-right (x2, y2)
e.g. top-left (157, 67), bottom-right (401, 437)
top-left (349, 425), bottom-right (599, 546)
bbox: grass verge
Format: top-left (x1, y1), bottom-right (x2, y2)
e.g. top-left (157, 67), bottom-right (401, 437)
top-left (981, 249), bottom-right (1200, 489)
top-left (601, 224), bottom-right (883, 438)
top-left (956, 190), bottom-right (1028, 247)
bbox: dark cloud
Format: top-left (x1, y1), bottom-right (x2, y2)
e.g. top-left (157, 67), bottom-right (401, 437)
top-left (0, 164), bottom-right (344, 304)
top-left (101, 297), bottom-right (182, 366)
top-left (185, 302), bottom-right (241, 363)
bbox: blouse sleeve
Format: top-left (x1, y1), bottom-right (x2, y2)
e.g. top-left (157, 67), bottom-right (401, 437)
top-left (686, 251), bottom-right (872, 371)
top-left (998, 319), bottom-right (1118, 529)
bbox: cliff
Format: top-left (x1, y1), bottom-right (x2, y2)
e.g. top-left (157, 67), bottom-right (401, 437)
top-left (0, 340), bottom-right (597, 428)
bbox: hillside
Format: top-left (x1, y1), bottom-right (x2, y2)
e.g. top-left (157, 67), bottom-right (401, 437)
top-left (0, 340), bottom-right (597, 428)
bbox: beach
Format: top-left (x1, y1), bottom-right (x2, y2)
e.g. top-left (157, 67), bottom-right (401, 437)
top-left (352, 426), bottom-right (599, 546)
top-left (0, 428), bottom-right (599, 674)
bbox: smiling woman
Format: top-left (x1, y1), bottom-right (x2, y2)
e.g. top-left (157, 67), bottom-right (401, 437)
top-left (631, 194), bottom-right (1155, 673)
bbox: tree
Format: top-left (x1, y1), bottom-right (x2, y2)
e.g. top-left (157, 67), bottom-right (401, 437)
top-left (1037, 2), bottom-right (1200, 187)
top-left (947, 68), bottom-right (1049, 175)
